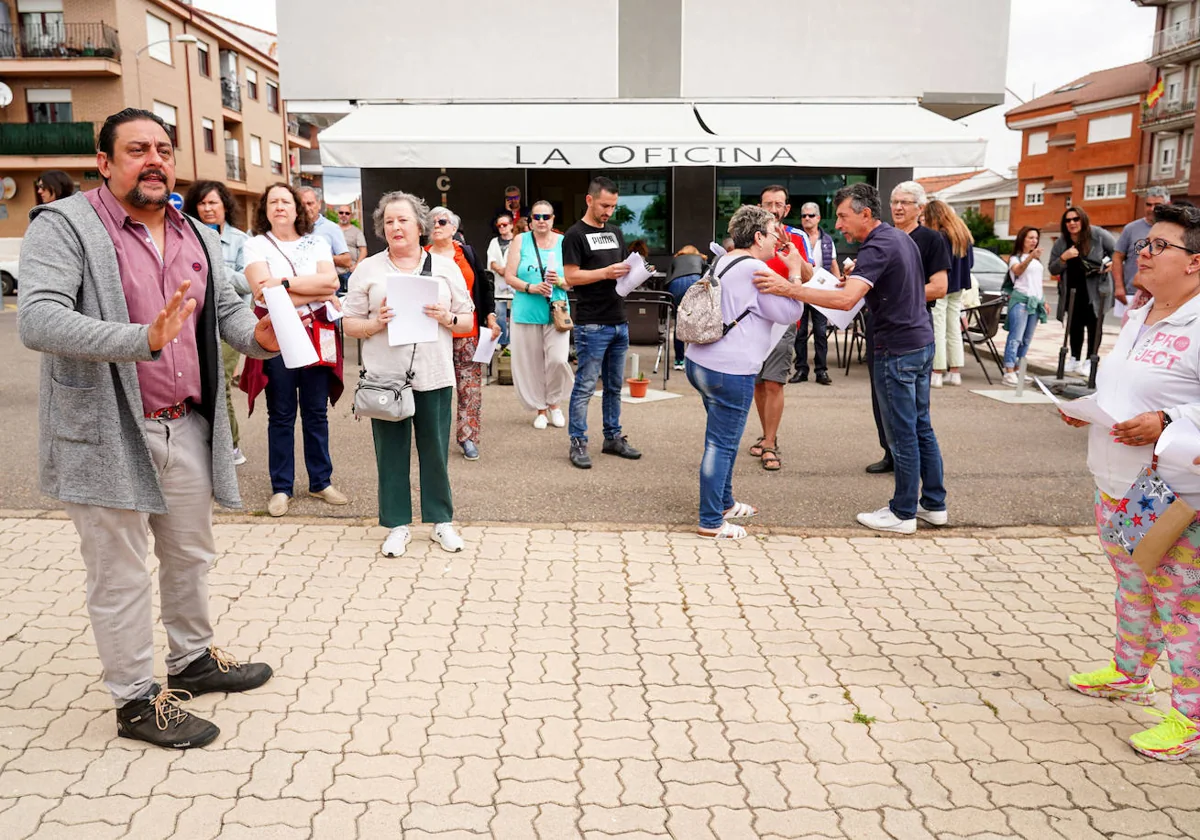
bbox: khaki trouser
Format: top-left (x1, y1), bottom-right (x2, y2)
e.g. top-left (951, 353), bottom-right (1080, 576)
top-left (63, 411), bottom-right (216, 707)
top-left (222, 341), bottom-right (241, 448)
top-left (510, 322), bottom-right (573, 412)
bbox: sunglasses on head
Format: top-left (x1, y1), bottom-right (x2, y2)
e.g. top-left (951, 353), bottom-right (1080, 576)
top-left (532, 213), bottom-right (552, 221)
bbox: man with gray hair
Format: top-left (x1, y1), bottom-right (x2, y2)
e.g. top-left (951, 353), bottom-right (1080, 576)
top-left (298, 186), bottom-right (352, 274)
top-left (789, 202), bottom-right (839, 385)
top-left (1114, 187), bottom-right (1171, 305)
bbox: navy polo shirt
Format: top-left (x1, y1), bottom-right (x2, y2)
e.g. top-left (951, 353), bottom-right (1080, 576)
top-left (851, 222), bottom-right (935, 355)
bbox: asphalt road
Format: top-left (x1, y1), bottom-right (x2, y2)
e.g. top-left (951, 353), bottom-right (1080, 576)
top-left (1, 293), bottom-right (1095, 529)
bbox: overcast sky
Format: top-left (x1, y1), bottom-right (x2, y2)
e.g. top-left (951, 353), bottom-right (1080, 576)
top-left (198, 0), bottom-right (1157, 176)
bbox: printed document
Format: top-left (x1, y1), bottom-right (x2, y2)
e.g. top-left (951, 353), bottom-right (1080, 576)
top-left (385, 274), bottom-right (441, 346)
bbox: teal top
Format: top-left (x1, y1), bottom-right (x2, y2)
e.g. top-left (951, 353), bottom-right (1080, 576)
top-left (511, 232), bottom-right (568, 325)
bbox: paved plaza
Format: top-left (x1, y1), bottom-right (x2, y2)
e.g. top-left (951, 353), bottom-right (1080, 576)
top-left (4, 516), bottom-right (1200, 839)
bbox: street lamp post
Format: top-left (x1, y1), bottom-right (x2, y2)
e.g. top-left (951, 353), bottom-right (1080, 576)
top-left (134, 34), bottom-right (199, 110)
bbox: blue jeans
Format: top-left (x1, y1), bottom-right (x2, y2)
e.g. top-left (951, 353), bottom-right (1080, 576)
top-left (668, 273), bottom-right (701, 363)
top-left (686, 360), bottom-right (756, 528)
top-left (872, 343), bottom-right (946, 521)
top-left (263, 357), bottom-right (334, 496)
top-left (1003, 300), bottom-right (1039, 369)
top-left (569, 322), bottom-right (628, 442)
top-left (495, 299), bottom-right (511, 346)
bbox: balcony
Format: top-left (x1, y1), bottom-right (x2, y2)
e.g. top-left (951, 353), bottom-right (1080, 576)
top-left (1136, 161), bottom-right (1192, 192)
top-left (0, 121), bottom-right (95, 156)
top-left (0, 22), bottom-right (122, 76)
top-left (286, 117), bottom-right (312, 149)
top-left (221, 77), bottom-right (242, 115)
top-left (225, 153), bottom-right (245, 182)
top-left (1149, 17), bottom-right (1200, 66)
top-left (1142, 96), bottom-right (1197, 132)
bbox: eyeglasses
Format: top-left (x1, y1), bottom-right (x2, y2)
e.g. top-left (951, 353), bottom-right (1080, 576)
top-left (434, 218), bottom-right (452, 226)
top-left (532, 213), bottom-right (552, 221)
top-left (497, 221), bottom-right (512, 227)
top-left (1064, 216), bottom-right (1082, 223)
top-left (890, 199), bottom-right (917, 207)
top-left (337, 211), bottom-right (351, 216)
top-left (1134, 237), bottom-right (1200, 256)
top-left (506, 196), bottom-right (520, 203)
top-left (800, 213), bottom-right (818, 219)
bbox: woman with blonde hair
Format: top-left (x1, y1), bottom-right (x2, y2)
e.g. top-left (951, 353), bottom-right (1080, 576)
top-left (923, 199), bottom-right (973, 387)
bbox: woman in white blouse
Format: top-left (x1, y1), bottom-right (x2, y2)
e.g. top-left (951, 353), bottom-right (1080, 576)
top-left (244, 182), bottom-right (345, 518)
top-left (342, 191), bottom-right (474, 558)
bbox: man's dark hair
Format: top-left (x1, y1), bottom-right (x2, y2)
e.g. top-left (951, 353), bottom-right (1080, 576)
top-left (833, 183), bottom-right (881, 221)
top-left (588, 176), bottom-right (618, 198)
top-left (253, 182), bottom-right (314, 237)
top-left (760, 184), bottom-right (789, 202)
top-left (184, 180), bottom-right (240, 229)
top-left (1155, 202), bottom-right (1200, 253)
top-left (97, 108), bottom-right (171, 157)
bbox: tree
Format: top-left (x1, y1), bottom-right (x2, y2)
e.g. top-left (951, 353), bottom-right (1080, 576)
top-left (611, 205), bottom-right (635, 227)
top-left (961, 207), bottom-right (994, 243)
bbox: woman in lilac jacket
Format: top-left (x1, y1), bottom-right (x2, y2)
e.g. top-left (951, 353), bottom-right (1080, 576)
top-left (686, 205), bottom-right (806, 539)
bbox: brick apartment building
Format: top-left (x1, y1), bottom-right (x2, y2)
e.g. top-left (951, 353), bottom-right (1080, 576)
top-left (0, 0), bottom-right (317, 238)
top-left (1004, 62), bottom-right (1153, 239)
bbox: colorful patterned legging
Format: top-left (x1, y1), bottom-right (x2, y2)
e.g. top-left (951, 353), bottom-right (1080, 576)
top-left (1096, 491), bottom-right (1200, 721)
top-left (452, 335), bottom-right (481, 445)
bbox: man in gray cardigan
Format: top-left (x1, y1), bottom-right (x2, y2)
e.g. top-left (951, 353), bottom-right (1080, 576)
top-left (19, 108), bottom-right (280, 750)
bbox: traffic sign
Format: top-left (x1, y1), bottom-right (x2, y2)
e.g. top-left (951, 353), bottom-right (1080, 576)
top-left (168, 192), bottom-right (184, 211)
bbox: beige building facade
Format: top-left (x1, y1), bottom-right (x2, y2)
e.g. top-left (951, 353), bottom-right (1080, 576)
top-left (0, 0), bottom-right (314, 237)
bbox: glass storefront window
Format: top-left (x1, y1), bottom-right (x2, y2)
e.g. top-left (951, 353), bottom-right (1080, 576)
top-left (599, 169), bottom-right (669, 254)
top-left (715, 169), bottom-right (872, 254)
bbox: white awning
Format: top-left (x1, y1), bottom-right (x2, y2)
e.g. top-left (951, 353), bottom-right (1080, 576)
top-left (318, 100), bottom-right (986, 170)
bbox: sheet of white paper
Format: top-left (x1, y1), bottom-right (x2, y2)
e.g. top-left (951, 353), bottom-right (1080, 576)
top-left (1156, 416), bottom-right (1200, 474)
top-left (262, 286), bottom-right (318, 369)
top-left (385, 274), bottom-right (441, 346)
top-left (802, 267), bottom-right (863, 330)
top-left (1033, 377), bottom-right (1119, 426)
top-left (1113, 299), bottom-right (1128, 319)
top-left (617, 254), bottom-right (653, 297)
top-left (709, 241), bottom-right (727, 258)
top-left (323, 300), bottom-right (343, 321)
top-left (472, 328), bottom-right (500, 364)
top-left (768, 322), bottom-right (789, 348)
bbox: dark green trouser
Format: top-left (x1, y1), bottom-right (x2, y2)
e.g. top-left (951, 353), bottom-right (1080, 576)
top-left (371, 386), bottom-right (453, 527)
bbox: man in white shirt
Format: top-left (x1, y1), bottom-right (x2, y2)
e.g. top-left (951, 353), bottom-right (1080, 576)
top-left (487, 214), bottom-right (515, 346)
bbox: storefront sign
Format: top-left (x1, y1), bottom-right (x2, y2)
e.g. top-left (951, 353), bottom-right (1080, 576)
top-left (514, 144), bottom-right (802, 168)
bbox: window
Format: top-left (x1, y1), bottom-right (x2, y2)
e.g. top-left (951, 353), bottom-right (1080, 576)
top-left (1157, 135), bottom-right (1180, 175)
top-left (145, 13), bottom-right (172, 64)
top-left (269, 141), bottom-right (284, 175)
top-left (1083, 172), bottom-right (1128, 200)
top-left (245, 67), bottom-right (258, 101)
top-left (1190, 63), bottom-right (1200, 105)
top-left (267, 80), bottom-right (279, 113)
top-left (202, 118), bottom-right (215, 153)
top-left (18, 0), bottom-right (65, 57)
top-left (250, 135), bottom-right (262, 166)
top-left (1027, 131), bottom-right (1049, 156)
top-left (1167, 70), bottom-right (1185, 104)
top-left (1024, 183), bottom-right (1044, 206)
top-left (152, 100), bottom-right (178, 145)
top-left (26, 87), bottom-right (72, 123)
top-left (1087, 113), bottom-right (1133, 143)
top-left (994, 203), bottom-right (1011, 223)
top-left (197, 41), bottom-right (210, 77)
top-left (1184, 130), bottom-right (1195, 172)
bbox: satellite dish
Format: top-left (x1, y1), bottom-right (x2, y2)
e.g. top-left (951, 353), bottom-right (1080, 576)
top-left (2, 177), bottom-right (15, 200)
top-left (0, 83), bottom-right (12, 109)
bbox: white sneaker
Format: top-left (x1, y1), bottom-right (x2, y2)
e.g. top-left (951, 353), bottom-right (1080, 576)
top-left (930, 372), bottom-right (944, 389)
top-left (1064, 357), bottom-right (1080, 373)
top-left (1002, 371), bottom-right (1019, 387)
top-left (232, 448), bottom-right (247, 466)
top-left (533, 414), bottom-right (549, 430)
top-left (432, 522), bottom-right (464, 552)
top-left (856, 506), bottom-right (916, 534)
top-left (382, 526), bottom-right (411, 557)
top-left (946, 371), bottom-right (962, 386)
top-left (267, 492), bottom-right (289, 517)
top-left (1078, 359), bottom-right (1092, 378)
top-left (549, 408), bottom-right (566, 428)
top-left (916, 504), bottom-right (948, 527)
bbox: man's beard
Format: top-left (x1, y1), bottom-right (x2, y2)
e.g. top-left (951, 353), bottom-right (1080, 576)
top-left (125, 174), bottom-right (169, 209)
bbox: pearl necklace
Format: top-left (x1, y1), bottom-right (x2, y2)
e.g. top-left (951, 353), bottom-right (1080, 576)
top-left (387, 251), bottom-right (423, 274)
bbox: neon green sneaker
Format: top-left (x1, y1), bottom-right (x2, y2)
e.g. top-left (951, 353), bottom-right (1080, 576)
top-left (1067, 661), bottom-right (1156, 706)
top-left (1130, 707), bottom-right (1200, 761)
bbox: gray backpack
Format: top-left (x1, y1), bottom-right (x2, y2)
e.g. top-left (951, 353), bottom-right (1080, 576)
top-left (675, 255), bottom-right (752, 345)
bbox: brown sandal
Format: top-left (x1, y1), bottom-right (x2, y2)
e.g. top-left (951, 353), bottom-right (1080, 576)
top-left (748, 436), bottom-right (766, 457)
top-left (761, 446), bottom-right (781, 471)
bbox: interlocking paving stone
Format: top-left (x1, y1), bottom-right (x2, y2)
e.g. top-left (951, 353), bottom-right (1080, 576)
top-left (3, 517), bottom-right (1200, 838)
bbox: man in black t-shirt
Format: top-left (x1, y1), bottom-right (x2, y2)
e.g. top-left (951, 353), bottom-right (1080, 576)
top-left (562, 176), bottom-right (641, 469)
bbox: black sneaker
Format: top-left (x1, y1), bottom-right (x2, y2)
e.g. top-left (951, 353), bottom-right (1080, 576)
top-left (602, 436), bottom-right (642, 460)
top-left (116, 684), bottom-right (219, 750)
top-left (167, 647), bottom-right (273, 698)
top-left (815, 372), bottom-right (832, 386)
top-left (570, 438), bottom-right (592, 469)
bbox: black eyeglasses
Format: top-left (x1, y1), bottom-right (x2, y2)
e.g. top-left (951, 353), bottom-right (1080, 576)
top-left (434, 218), bottom-right (452, 226)
top-left (1133, 237), bottom-right (1200, 256)
top-left (800, 213), bottom-right (818, 219)
top-left (1064, 216), bottom-right (1082, 223)
top-left (337, 212), bottom-right (351, 216)
top-left (532, 213), bottom-right (552, 221)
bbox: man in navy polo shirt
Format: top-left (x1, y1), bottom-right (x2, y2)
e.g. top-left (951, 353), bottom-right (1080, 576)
top-left (752, 183), bottom-right (947, 534)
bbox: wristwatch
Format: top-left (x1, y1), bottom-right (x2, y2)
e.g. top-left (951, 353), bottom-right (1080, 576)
top-left (451, 315), bottom-right (458, 326)
top-left (281, 278), bottom-right (290, 290)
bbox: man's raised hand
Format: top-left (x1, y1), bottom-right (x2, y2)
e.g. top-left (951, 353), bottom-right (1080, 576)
top-left (147, 280), bottom-right (197, 352)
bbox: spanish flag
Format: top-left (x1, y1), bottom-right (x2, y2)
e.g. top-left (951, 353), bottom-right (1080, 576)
top-left (1147, 75), bottom-right (1165, 107)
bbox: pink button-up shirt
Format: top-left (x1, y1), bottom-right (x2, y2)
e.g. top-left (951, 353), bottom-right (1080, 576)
top-left (86, 185), bottom-right (208, 415)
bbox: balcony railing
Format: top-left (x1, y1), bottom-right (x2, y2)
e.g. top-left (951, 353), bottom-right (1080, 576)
top-left (1136, 161), bottom-right (1192, 190)
top-left (286, 117), bottom-right (300, 136)
top-left (225, 153), bottom-right (245, 182)
top-left (0, 22), bottom-right (120, 60)
top-left (1152, 17), bottom-right (1200, 57)
top-left (0, 121), bottom-right (96, 155)
top-left (1142, 95), bottom-right (1197, 127)
top-left (221, 77), bottom-right (241, 112)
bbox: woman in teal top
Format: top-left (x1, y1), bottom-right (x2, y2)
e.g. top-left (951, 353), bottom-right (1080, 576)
top-left (502, 201), bottom-right (574, 429)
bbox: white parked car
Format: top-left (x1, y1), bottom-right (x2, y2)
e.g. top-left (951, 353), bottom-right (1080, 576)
top-left (0, 237), bottom-right (20, 296)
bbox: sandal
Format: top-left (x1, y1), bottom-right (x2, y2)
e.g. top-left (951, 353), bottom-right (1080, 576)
top-left (724, 502), bottom-right (759, 519)
top-left (698, 521), bottom-right (748, 540)
top-left (760, 446), bottom-right (781, 471)
top-left (748, 436), bottom-right (766, 457)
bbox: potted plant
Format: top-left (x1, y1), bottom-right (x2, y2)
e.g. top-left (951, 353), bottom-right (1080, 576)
top-left (496, 347), bottom-right (513, 385)
top-left (626, 371), bottom-right (649, 399)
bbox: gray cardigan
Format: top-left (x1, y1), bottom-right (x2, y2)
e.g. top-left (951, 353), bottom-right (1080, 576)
top-left (1049, 227), bottom-right (1116, 321)
top-left (17, 192), bottom-right (275, 513)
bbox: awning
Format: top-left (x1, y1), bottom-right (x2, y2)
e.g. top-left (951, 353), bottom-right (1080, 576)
top-left (318, 101), bottom-right (986, 170)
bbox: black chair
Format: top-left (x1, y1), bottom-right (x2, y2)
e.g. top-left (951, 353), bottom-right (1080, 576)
top-left (624, 290), bottom-right (675, 388)
top-left (961, 296), bottom-right (1006, 384)
top-left (840, 310), bottom-right (867, 376)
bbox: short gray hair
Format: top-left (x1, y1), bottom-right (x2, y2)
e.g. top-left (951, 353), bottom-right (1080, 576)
top-left (728, 205), bottom-right (777, 249)
top-left (800, 202), bottom-right (820, 216)
top-left (373, 190), bottom-right (431, 240)
top-left (299, 186), bottom-right (323, 203)
top-left (892, 180), bottom-right (927, 207)
top-left (1147, 186), bottom-right (1172, 201)
top-left (429, 205), bottom-right (460, 230)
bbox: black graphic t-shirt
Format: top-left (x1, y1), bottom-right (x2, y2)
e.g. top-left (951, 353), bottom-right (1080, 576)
top-left (562, 220), bottom-right (627, 325)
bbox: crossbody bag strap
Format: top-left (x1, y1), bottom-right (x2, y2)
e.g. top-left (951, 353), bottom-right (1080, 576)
top-left (711, 255), bottom-right (753, 334)
top-left (264, 233), bottom-right (299, 277)
top-left (530, 233), bottom-right (546, 281)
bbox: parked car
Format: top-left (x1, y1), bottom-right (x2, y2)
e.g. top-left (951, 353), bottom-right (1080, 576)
top-left (0, 238), bottom-right (20, 296)
top-left (970, 246), bottom-right (1010, 296)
